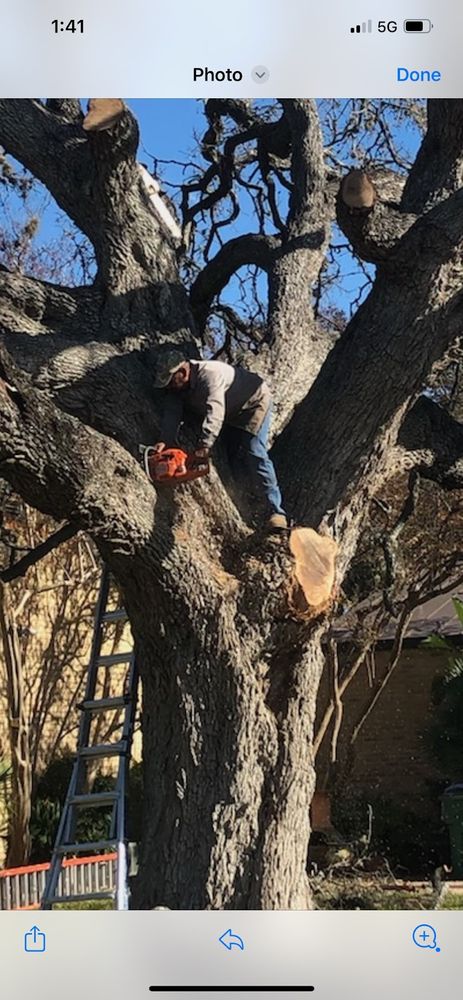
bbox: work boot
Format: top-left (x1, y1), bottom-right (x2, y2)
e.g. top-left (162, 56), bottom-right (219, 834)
top-left (266, 513), bottom-right (288, 533)
top-left (83, 99), bottom-right (125, 132)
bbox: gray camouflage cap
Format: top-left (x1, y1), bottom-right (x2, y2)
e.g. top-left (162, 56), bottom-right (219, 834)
top-left (153, 349), bottom-right (187, 388)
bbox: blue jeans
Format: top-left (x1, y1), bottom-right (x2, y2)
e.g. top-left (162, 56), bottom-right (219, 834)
top-left (229, 406), bottom-right (286, 516)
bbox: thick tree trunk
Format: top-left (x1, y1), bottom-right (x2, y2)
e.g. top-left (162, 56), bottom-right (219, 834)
top-left (249, 634), bottom-right (325, 909)
top-left (121, 549), bottom-right (325, 910)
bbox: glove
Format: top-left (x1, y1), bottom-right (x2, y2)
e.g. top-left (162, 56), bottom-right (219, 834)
top-left (152, 441), bottom-right (166, 454)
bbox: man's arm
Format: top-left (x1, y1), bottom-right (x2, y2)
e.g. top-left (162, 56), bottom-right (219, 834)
top-left (198, 371), bottom-right (228, 448)
top-left (159, 393), bottom-right (184, 446)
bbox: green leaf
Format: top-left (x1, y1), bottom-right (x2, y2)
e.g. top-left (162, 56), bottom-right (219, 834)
top-left (452, 597), bottom-right (463, 627)
top-left (0, 759), bottom-right (12, 785)
top-left (445, 656), bottom-right (463, 681)
top-left (421, 634), bottom-right (453, 651)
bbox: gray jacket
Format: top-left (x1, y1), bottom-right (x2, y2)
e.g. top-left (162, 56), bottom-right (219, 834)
top-left (159, 360), bottom-right (271, 448)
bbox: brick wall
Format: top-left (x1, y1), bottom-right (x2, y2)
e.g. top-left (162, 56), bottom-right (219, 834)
top-left (315, 646), bottom-right (447, 813)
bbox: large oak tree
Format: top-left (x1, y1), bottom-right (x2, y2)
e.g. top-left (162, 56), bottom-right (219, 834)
top-left (0, 98), bottom-right (462, 908)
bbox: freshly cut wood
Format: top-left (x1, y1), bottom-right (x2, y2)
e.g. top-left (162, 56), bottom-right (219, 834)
top-left (83, 99), bottom-right (125, 132)
top-left (341, 169), bottom-right (376, 210)
top-left (289, 527), bottom-right (338, 613)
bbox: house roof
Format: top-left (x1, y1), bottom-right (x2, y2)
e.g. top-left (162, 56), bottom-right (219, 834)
top-left (332, 592), bottom-right (463, 643)
top-left (400, 594), bottom-right (463, 641)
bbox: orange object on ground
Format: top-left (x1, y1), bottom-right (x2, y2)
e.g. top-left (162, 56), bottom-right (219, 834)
top-left (143, 447), bottom-right (210, 485)
top-left (0, 853), bottom-right (117, 910)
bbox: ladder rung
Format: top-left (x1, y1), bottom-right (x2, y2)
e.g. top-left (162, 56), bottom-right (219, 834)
top-left (79, 696), bottom-right (129, 713)
top-left (55, 840), bottom-right (117, 854)
top-left (78, 742), bottom-right (127, 759)
top-left (47, 891), bottom-right (115, 905)
top-left (97, 654), bottom-right (133, 667)
top-left (101, 609), bottom-right (127, 623)
top-left (70, 792), bottom-right (119, 808)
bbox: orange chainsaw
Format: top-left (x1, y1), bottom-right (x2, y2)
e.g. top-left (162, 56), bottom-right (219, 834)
top-left (142, 446), bottom-right (210, 485)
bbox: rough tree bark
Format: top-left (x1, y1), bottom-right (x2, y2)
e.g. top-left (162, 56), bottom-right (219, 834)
top-left (0, 98), bottom-right (462, 907)
top-left (0, 583), bottom-right (32, 866)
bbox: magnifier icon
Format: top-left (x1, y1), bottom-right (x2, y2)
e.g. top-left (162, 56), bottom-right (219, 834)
top-left (412, 924), bottom-right (441, 953)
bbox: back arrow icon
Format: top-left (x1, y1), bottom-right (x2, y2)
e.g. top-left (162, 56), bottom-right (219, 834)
top-left (219, 929), bottom-right (245, 951)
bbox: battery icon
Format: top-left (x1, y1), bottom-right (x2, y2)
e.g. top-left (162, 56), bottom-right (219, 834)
top-left (403, 19), bottom-right (433, 32)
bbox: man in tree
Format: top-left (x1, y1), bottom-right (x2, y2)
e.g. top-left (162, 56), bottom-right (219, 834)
top-left (153, 350), bottom-right (288, 531)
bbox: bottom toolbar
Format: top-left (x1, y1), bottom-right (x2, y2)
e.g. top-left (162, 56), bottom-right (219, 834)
top-left (1, 910), bottom-right (456, 1000)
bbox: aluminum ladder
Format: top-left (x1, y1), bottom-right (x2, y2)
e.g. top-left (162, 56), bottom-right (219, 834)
top-left (41, 568), bottom-right (138, 910)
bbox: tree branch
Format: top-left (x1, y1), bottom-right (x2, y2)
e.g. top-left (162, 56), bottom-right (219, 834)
top-left (282, 99), bottom-right (327, 236)
top-left (0, 522), bottom-right (77, 582)
top-left (0, 346), bottom-right (157, 548)
top-left (0, 344), bottom-right (246, 609)
top-left (254, 101), bottom-right (334, 432)
top-left (0, 100), bottom-right (139, 253)
top-left (203, 100), bottom-right (291, 160)
top-left (348, 605), bottom-right (412, 749)
top-left (45, 99), bottom-right (84, 123)
top-left (0, 100), bottom-right (182, 300)
top-left (337, 169), bottom-right (416, 264)
top-left (190, 233), bottom-right (279, 330)
top-left (0, 265), bottom-right (101, 338)
top-left (381, 469), bottom-right (421, 615)
top-left (275, 179), bottom-right (463, 532)
top-left (402, 100), bottom-right (463, 212)
top-left (338, 104), bottom-right (463, 266)
top-left (327, 639), bottom-right (343, 765)
top-left (313, 641), bottom-right (372, 757)
top-left (397, 394), bottom-right (463, 489)
top-left (348, 563), bottom-right (463, 752)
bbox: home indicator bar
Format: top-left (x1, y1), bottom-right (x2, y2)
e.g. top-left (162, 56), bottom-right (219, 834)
top-left (148, 989), bottom-right (316, 994)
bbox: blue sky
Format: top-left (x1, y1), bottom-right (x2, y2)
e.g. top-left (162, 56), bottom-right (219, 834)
top-left (130, 99), bottom-right (204, 171)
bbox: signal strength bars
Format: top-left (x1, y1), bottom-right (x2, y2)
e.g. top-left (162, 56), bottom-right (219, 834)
top-left (350, 20), bottom-right (372, 33)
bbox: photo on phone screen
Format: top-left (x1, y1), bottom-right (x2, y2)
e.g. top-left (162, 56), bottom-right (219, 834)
top-left (0, 2), bottom-right (461, 997)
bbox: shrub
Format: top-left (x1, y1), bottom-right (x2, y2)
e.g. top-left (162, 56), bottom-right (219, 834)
top-left (332, 792), bottom-right (447, 873)
top-left (423, 602), bottom-right (463, 779)
top-left (29, 754), bottom-right (144, 863)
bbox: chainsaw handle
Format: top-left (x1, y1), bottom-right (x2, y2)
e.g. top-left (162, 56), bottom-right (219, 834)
top-left (152, 441), bottom-right (166, 454)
